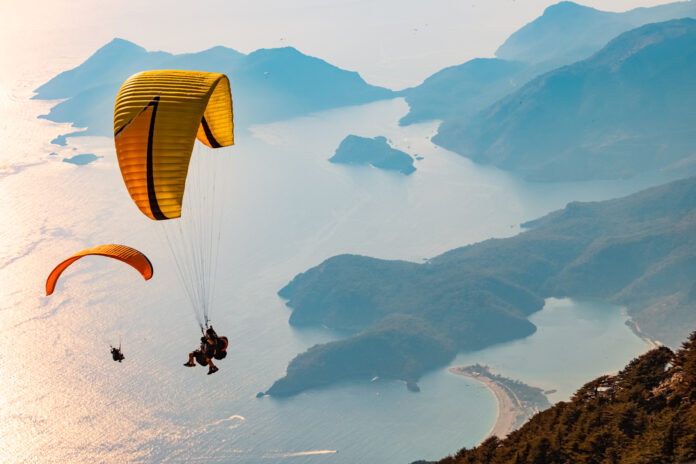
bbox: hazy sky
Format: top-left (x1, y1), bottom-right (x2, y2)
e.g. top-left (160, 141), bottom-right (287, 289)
top-left (0, 0), bottom-right (685, 89)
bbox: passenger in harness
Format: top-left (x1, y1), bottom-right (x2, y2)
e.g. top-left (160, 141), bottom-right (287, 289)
top-left (183, 326), bottom-right (228, 375)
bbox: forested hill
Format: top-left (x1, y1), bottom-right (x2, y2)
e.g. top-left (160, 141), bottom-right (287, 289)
top-left (433, 18), bottom-right (696, 182)
top-left (429, 331), bottom-right (696, 464)
top-left (267, 176), bottom-right (696, 397)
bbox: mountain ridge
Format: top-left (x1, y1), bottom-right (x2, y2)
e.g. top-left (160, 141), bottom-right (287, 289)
top-left (397, 1), bottom-right (696, 137)
top-left (34, 38), bottom-right (394, 137)
top-left (433, 18), bottom-right (696, 181)
top-left (496, 0), bottom-right (696, 67)
top-left (329, 135), bottom-right (416, 175)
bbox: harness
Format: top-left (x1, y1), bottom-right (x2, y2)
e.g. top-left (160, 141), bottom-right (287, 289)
top-left (213, 336), bottom-right (228, 360)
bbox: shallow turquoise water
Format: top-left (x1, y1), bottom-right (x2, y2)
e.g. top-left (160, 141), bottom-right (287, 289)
top-left (453, 298), bottom-right (651, 403)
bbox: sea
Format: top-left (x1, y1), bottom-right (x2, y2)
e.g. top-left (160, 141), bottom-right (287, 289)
top-left (0, 83), bottom-right (657, 462)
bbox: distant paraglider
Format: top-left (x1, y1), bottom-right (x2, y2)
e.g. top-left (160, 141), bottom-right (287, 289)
top-left (45, 244), bottom-right (153, 295)
top-left (110, 344), bottom-right (125, 362)
top-left (45, 245), bottom-right (150, 365)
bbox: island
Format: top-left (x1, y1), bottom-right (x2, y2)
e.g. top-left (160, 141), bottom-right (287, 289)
top-left (62, 154), bottom-right (99, 166)
top-left (329, 135), bottom-right (416, 175)
top-left (449, 365), bottom-right (551, 439)
top-left (266, 176), bottom-right (696, 397)
top-left (50, 135), bottom-right (68, 146)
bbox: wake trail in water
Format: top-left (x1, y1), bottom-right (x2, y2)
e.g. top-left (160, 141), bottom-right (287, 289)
top-left (279, 450), bottom-right (338, 457)
top-left (205, 414), bottom-right (246, 430)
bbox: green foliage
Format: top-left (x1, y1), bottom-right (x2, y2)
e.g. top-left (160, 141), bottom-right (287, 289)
top-left (432, 331), bottom-right (696, 464)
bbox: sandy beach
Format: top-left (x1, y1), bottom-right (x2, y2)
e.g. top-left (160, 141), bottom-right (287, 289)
top-left (449, 366), bottom-right (538, 439)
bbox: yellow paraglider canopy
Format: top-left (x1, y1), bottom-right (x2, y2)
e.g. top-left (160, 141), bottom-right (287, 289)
top-left (114, 70), bottom-right (234, 220)
top-left (46, 244), bottom-right (153, 296)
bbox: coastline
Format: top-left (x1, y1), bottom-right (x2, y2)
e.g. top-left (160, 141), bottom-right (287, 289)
top-left (448, 366), bottom-right (548, 440)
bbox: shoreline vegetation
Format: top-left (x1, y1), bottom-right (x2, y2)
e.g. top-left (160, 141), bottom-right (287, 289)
top-left (449, 365), bottom-right (551, 439)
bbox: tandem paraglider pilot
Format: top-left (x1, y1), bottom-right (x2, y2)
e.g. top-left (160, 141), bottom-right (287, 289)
top-left (184, 326), bottom-right (228, 375)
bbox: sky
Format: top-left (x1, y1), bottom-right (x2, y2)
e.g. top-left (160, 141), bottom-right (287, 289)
top-left (0, 0), bottom-right (684, 90)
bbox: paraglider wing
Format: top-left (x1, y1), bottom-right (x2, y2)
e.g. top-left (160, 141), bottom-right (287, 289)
top-left (113, 70), bottom-right (234, 220)
top-left (46, 244), bottom-right (153, 295)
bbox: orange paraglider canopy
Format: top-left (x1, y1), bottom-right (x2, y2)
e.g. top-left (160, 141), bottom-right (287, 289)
top-left (46, 244), bottom-right (153, 296)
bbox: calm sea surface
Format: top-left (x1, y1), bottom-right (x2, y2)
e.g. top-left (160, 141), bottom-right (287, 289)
top-left (0, 91), bottom-right (656, 463)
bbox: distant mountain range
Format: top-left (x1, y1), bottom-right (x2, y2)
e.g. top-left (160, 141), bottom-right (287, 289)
top-left (266, 176), bottom-right (696, 397)
top-left (389, 1), bottom-right (696, 182)
top-left (398, 1), bottom-right (696, 130)
top-left (496, 0), bottom-right (696, 68)
top-left (36, 2), bottom-right (696, 184)
top-left (433, 18), bottom-right (696, 181)
top-left (34, 38), bottom-right (393, 137)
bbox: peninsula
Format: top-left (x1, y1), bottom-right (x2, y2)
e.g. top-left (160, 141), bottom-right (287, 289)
top-left (266, 176), bottom-right (696, 397)
top-left (449, 365), bottom-right (551, 439)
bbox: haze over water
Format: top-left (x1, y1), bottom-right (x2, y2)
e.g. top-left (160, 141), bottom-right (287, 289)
top-left (0, 1), bottom-right (674, 462)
